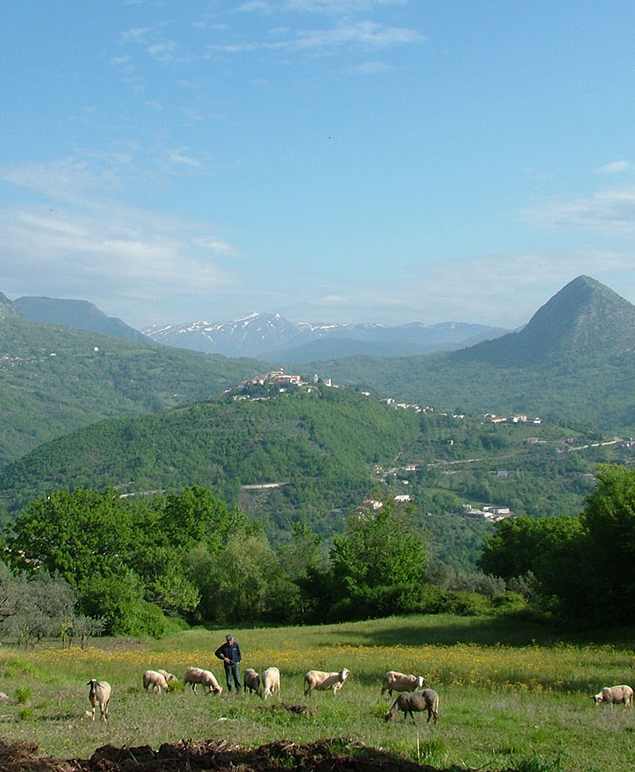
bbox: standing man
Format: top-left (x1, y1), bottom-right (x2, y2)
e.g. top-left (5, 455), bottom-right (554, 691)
top-left (215, 633), bottom-right (242, 693)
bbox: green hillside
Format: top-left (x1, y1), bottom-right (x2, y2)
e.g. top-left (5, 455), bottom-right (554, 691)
top-left (306, 277), bottom-right (635, 431)
top-left (0, 306), bottom-right (261, 466)
top-left (0, 386), bottom-right (419, 533)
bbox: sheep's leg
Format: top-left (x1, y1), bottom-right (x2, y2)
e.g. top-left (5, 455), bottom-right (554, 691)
top-left (91, 706), bottom-right (96, 721)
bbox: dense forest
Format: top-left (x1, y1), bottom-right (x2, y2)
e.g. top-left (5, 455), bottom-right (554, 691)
top-left (0, 386), bottom-right (419, 536)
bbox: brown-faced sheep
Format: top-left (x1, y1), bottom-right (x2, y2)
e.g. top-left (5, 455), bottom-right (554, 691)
top-left (384, 690), bottom-right (439, 724)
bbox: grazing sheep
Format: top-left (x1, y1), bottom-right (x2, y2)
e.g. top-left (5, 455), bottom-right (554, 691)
top-left (593, 685), bottom-right (634, 707)
top-left (183, 666), bottom-right (223, 695)
top-left (244, 668), bottom-right (261, 695)
top-left (87, 679), bottom-right (111, 722)
top-left (157, 669), bottom-right (177, 684)
top-left (304, 668), bottom-right (350, 697)
top-left (381, 671), bottom-right (426, 698)
top-left (260, 667), bottom-right (281, 700)
top-left (143, 669), bottom-right (169, 694)
top-left (385, 690), bottom-right (440, 724)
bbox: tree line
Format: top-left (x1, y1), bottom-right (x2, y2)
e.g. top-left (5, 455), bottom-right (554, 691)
top-left (3, 464), bottom-right (631, 640)
top-left (0, 486), bottom-right (523, 639)
top-left (480, 465), bottom-right (635, 624)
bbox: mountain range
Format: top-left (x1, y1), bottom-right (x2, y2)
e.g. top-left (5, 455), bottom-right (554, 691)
top-left (144, 313), bottom-right (508, 361)
top-left (3, 274), bottom-right (635, 507)
top-left (13, 296), bottom-right (150, 343)
top-left (307, 276), bottom-right (635, 429)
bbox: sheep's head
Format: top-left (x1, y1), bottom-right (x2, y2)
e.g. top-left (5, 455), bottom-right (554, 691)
top-left (384, 709), bottom-right (395, 722)
top-left (416, 676), bottom-right (426, 689)
top-left (593, 692), bottom-right (605, 704)
top-left (340, 668), bottom-right (350, 681)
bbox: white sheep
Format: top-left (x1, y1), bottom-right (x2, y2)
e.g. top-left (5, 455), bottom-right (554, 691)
top-left (593, 685), bottom-right (634, 707)
top-left (304, 668), bottom-right (350, 697)
top-left (157, 669), bottom-right (177, 685)
top-left (87, 679), bottom-right (111, 721)
top-left (244, 668), bottom-right (261, 695)
top-left (183, 666), bottom-right (223, 695)
top-left (381, 670), bottom-right (426, 698)
top-left (143, 669), bottom-right (169, 694)
top-left (260, 667), bottom-right (281, 700)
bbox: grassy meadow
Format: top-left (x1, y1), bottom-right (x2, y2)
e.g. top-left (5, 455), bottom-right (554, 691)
top-left (0, 614), bottom-right (634, 771)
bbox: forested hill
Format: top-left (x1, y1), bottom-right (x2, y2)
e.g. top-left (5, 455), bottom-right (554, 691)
top-left (0, 308), bottom-right (261, 466)
top-left (0, 386), bottom-right (419, 534)
top-left (300, 277), bottom-right (635, 431)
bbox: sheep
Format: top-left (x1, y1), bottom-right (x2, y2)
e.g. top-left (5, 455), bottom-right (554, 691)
top-left (243, 668), bottom-right (261, 695)
top-left (593, 685), bottom-right (634, 707)
top-left (143, 669), bottom-right (169, 694)
top-left (385, 690), bottom-right (440, 724)
top-left (304, 668), bottom-right (350, 697)
top-left (183, 666), bottom-right (223, 695)
top-left (157, 669), bottom-right (177, 685)
top-left (87, 679), bottom-right (111, 722)
top-left (260, 667), bottom-right (281, 700)
top-left (381, 671), bottom-right (426, 698)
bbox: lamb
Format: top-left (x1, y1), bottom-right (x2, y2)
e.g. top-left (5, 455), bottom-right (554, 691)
top-left (260, 667), bottom-right (281, 700)
top-left (183, 666), bottom-right (223, 695)
top-left (243, 668), bottom-right (261, 695)
top-left (385, 690), bottom-right (440, 724)
top-left (381, 671), bottom-right (426, 698)
top-left (304, 668), bottom-right (350, 697)
top-left (593, 685), bottom-right (633, 707)
top-left (143, 669), bottom-right (169, 694)
top-left (87, 679), bottom-right (111, 722)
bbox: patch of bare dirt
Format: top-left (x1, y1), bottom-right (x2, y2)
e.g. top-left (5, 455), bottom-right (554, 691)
top-left (0, 738), bottom-right (521, 771)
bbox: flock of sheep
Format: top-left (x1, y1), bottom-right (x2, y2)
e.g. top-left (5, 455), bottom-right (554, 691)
top-left (85, 668), bottom-right (633, 726)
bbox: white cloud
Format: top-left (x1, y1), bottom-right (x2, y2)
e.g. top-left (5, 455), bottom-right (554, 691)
top-left (239, 0), bottom-right (407, 14)
top-left (595, 160), bottom-right (631, 175)
top-left (194, 238), bottom-right (238, 256)
top-left (351, 59), bottom-right (393, 74)
top-left (0, 158), bottom-right (235, 307)
top-left (528, 188), bottom-right (635, 231)
top-left (166, 147), bottom-right (203, 168)
top-left (209, 20), bottom-right (423, 54)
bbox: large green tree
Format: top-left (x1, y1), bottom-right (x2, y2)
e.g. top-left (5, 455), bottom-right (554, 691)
top-left (328, 503), bottom-right (427, 619)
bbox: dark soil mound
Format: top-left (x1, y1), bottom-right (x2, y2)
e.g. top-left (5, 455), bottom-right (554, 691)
top-left (0, 738), bottom-right (519, 771)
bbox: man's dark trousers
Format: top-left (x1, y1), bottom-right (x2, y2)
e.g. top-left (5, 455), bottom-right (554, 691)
top-left (224, 661), bottom-right (241, 691)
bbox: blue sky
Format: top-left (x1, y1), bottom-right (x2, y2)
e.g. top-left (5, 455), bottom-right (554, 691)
top-left (1, 0), bottom-right (635, 328)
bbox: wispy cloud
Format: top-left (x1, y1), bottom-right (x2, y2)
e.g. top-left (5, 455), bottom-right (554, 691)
top-left (528, 188), bottom-right (635, 231)
top-left (166, 147), bottom-right (204, 168)
top-left (0, 158), bottom-right (235, 307)
top-left (595, 160), bottom-right (631, 175)
top-left (120, 24), bottom-right (179, 63)
top-left (238, 0), bottom-right (407, 14)
top-left (351, 59), bottom-right (393, 74)
top-left (209, 20), bottom-right (423, 55)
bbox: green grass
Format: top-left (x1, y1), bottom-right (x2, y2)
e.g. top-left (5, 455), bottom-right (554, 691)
top-left (0, 614), bottom-right (633, 770)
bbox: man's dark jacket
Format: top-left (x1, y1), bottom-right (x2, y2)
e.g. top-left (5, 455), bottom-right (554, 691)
top-left (215, 641), bottom-right (241, 665)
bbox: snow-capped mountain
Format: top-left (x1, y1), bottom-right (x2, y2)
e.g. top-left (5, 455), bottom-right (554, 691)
top-left (144, 312), bottom-right (507, 361)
